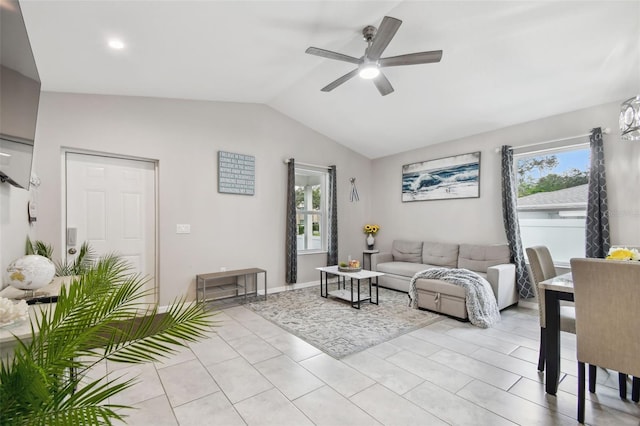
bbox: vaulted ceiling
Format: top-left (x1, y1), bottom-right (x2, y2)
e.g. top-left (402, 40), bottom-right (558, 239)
top-left (19, 1), bottom-right (640, 158)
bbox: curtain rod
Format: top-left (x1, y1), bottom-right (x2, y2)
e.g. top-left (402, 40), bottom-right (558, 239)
top-left (494, 127), bottom-right (611, 153)
top-left (283, 158), bottom-right (331, 169)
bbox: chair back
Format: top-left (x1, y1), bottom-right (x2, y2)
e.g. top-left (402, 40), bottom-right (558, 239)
top-left (570, 258), bottom-right (640, 378)
top-left (526, 246), bottom-right (557, 327)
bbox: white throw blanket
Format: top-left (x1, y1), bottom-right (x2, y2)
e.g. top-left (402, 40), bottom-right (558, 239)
top-left (408, 268), bottom-right (500, 328)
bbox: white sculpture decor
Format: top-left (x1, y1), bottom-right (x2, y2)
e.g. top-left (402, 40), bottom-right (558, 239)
top-left (6, 255), bottom-right (55, 296)
top-left (0, 297), bottom-right (28, 326)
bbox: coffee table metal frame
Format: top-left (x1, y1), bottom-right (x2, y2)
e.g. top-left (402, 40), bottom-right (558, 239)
top-left (316, 265), bottom-right (383, 309)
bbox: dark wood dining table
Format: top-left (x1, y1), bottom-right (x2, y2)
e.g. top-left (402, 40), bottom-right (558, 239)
top-left (538, 272), bottom-right (574, 395)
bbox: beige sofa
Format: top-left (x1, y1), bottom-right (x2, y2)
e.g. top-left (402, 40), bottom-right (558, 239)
top-left (371, 240), bottom-right (518, 319)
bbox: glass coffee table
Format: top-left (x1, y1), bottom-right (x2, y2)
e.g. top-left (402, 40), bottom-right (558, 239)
top-left (316, 265), bottom-right (384, 309)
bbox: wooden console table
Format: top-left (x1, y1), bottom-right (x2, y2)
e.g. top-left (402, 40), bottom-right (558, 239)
top-left (196, 268), bottom-right (267, 305)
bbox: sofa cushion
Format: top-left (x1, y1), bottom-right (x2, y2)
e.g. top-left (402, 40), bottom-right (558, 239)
top-left (422, 242), bottom-right (459, 268)
top-left (376, 261), bottom-right (430, 277)
top-left (391, 240), bottom-right (423, 263)
top-left (458, 244), bottom-right (510, 273)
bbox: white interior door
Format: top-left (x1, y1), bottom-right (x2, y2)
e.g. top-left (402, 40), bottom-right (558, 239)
top-left (65, 152), bottom-right (157, 303)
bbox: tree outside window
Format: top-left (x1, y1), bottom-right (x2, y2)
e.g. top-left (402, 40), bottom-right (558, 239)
top-left (517, 155), bottom-right (588, 197)
top-left (516, 147), bottom-right (590, 265)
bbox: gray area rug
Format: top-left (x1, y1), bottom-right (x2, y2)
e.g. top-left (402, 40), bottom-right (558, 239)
top-left (247, 284), bottom-right (443, 358)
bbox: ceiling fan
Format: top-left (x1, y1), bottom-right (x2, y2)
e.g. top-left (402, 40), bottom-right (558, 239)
top-left (305, 16), bottom-right (443, 96)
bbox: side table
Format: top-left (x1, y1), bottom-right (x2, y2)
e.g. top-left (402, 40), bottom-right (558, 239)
top-left (362, 249), bottom-right (379, 270)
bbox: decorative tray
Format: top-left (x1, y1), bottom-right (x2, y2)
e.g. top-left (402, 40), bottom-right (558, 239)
top-left (338, 266), bottom-right (362, 272)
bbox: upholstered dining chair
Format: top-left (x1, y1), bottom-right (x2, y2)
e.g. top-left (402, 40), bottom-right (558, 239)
top-left (570, 258), bottom-right (640, 424)
top-left (526, 246), bottom-right (576, 372)
top-left (585, 245), bottom-right (640, 402)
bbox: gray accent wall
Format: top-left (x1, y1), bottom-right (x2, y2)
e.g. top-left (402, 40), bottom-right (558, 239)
top-left (2, 97), bottom-right (639, 304)
top-left (371, 101), bottom-right (640, 254)
top-left (23, 92), bottom-right (373, 304)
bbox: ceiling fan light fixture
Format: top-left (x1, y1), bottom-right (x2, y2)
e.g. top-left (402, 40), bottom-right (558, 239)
top-left (305, 16), bottom-right (442, 95)
top-left (620, 95), bottom-right (640, 141)
top-left (359, 64), bottom-right (380, 80)
top-left (108, 38), bottom-right (125, 50)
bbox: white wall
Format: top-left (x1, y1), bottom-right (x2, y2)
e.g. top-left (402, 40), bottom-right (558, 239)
top-left (30, 92), bottom-right (372, 304)
top-left (371, 100), bottom-right (640, 252)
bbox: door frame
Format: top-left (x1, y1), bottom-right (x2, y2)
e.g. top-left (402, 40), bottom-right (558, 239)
top-left (61, 148), bottom-right (160, 304)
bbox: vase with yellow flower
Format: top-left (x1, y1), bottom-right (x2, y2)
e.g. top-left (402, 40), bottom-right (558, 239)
top-left (363, 224), bottom-right (381, 249)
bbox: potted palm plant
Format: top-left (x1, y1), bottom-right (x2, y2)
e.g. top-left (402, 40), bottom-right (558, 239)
top-left (26, 238), bottom-right (95, 277)
top-left (0, 254), bottom-right (216, 425)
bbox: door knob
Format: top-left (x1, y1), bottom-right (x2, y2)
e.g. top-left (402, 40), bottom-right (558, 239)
top-left (68, 248), bottom-right (77, 255)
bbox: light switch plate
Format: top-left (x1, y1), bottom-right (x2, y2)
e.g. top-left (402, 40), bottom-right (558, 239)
top-left (176, 224), bottom-right (191, 234)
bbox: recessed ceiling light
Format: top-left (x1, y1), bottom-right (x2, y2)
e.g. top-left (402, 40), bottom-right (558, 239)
top-left (108, 39), bottom-right (125, 50)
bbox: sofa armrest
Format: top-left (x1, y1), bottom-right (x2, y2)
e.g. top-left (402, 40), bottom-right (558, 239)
top-left (371, 252), bottom-right (392, 271)
top-left (486, 263), bottom-right (518, 310)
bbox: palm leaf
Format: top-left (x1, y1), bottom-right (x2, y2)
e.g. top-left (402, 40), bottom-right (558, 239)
top-left (25, 237), bottom-right (54, 259)
top-left (103, 301), bottom-right (216, 364)
top-left (0, 254), bottom-right (217, 424)
top-left (55, 241), bottom-right (96, 276)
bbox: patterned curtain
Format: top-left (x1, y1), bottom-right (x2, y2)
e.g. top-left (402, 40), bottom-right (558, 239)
top-left (327, 165), bottom-right (338, 266)
top-left (285, 159), bottom-right (297, 283)
top-left (500, 146), bottom-right (534, 299)
top-left (585, 127), bottom-right (610, 258)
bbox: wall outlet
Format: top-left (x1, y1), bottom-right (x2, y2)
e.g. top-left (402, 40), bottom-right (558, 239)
top-left (176, 224), bottom-right (191, 234)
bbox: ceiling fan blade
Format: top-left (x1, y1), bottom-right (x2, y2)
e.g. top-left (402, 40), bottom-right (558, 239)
top-left (367, 16), bottom-right (402, 60)
top-left (373, 72), bottom-right (394, 96)
top-left (379, 50), bottom-right (443, 67)
top-left (321, 69), bottom-right (359, 92)
top-left (306, 47), bottom-right (361, 65)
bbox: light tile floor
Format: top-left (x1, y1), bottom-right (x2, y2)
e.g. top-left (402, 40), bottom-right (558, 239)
top-left (112, 304), bottom-right (640, 425)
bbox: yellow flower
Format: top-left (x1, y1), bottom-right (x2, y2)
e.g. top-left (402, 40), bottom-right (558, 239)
top-left (363, 224), bottom-right (381, 235)
top-left (606, 247), bottom-right (640, 261)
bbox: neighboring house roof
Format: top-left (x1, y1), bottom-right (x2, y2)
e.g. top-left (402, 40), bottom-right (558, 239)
top-left (517, 184), bottom-right (588, 211)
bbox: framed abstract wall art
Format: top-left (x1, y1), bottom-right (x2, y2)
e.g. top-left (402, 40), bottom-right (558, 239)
top-left (402, 151), bottom-right (480, 202)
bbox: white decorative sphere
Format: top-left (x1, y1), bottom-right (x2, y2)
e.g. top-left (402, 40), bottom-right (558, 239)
top-left (6, 255), bottom-right (55, 291)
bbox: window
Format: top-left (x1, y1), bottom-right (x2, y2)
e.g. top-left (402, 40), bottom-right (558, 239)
top-left (516, 145), bottom-right (590, 265)
top-left (295, 167), bottom-right (328, 252)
